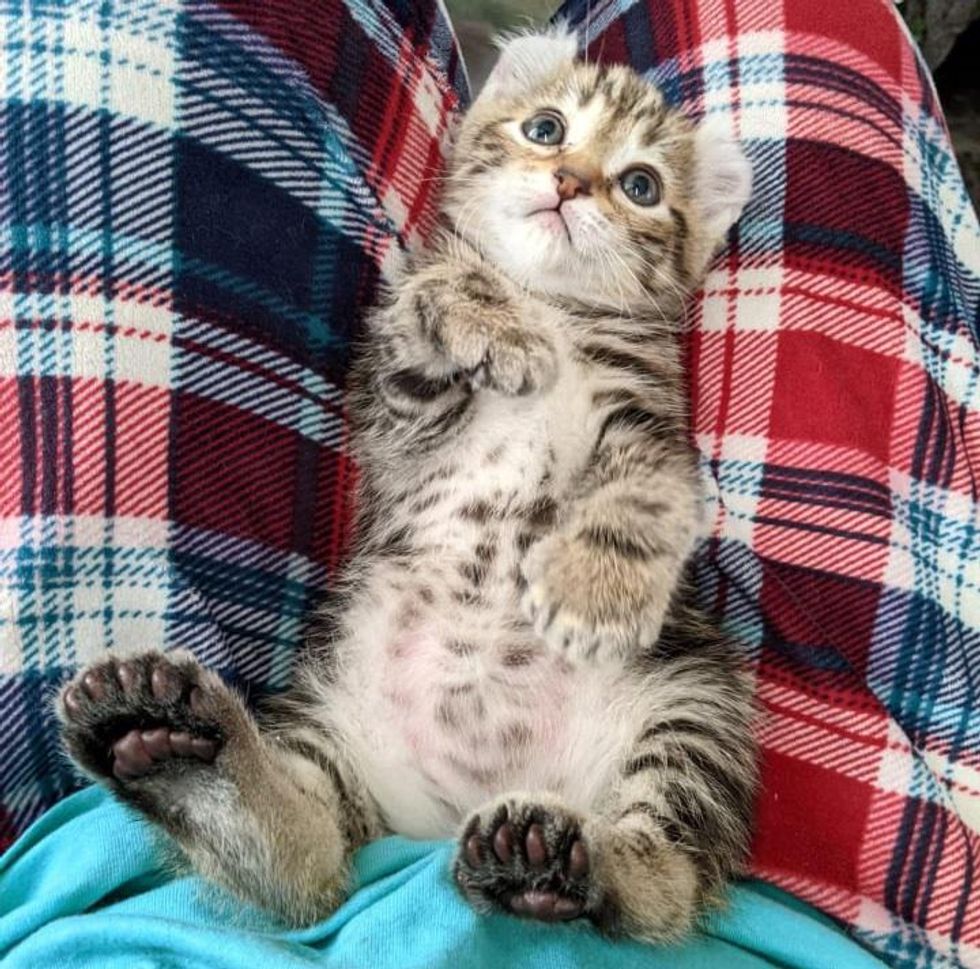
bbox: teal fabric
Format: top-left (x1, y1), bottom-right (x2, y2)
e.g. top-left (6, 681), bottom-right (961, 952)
top-left (1, 788), bottom-right (887, 969)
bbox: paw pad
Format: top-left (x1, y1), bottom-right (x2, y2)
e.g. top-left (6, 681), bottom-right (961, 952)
top-left (60, 651), bottom-right (226, 783)
top-left (456, 800), bottom-right (594, 923)
top-left (111, 727), bottom-right (219, 780)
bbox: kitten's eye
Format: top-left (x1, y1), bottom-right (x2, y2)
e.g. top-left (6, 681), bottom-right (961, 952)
top-left (521, 112), bottom-right (565, 146)
top-left (620, 168), bottom-right (661, 206)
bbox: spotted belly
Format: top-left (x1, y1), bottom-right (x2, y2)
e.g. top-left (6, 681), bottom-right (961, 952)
top-left (379, 620), bottom-right (572, 806)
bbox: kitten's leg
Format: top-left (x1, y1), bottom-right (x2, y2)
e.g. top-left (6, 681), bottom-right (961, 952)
top-left (591, 613), bottom-right (756, 941)
top-left (58, 650), bottom-right (379, 924)
top-left (522, 395), bottom-right (699, 663)
top-left (455, 610), bottom-right (755, 942)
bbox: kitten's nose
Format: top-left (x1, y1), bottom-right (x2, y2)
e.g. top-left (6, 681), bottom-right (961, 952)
top-left (555, 167), bottom-right (592, 201)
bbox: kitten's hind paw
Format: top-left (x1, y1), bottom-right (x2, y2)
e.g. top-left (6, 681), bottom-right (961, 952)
top-left (59, 650), bottom-right (248, 785)
top-left (454, 795), bottom-right (603, 925)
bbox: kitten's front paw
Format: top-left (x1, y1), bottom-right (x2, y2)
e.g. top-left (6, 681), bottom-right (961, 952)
top-left (59, 650), bottom-right (245, 785)
top-left (454, 795), bottom-right (601, 923)
top-left (436, 307), bottom-right (556, 396)
top-left (520, 531), bottom-right (669, 664)
top-left (415, 273), bottom-right (556, 395)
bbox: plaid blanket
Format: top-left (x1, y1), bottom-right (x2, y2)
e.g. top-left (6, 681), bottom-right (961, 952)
top-left (1, 1), bottom-right (978, 967)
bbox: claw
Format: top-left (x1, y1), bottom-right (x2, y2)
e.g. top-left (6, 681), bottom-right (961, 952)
top-left (458, 803), bottom-right (591, 927)
top-left (61, 654), bottom-right (229, 788)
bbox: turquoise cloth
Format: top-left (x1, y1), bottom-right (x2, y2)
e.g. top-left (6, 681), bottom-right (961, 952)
top-left (1, 788), bottom-right (887, 969)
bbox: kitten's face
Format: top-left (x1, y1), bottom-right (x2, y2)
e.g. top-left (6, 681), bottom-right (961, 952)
top-left (445, 33), bottom-right (750, 311)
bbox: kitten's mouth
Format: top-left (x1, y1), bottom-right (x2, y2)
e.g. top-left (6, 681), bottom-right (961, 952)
top-left (527, 205), bottom-right (572, 245)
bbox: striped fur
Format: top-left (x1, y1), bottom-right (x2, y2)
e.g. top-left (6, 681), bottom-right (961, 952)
top-left (59, 32), bottom-right (756, 941)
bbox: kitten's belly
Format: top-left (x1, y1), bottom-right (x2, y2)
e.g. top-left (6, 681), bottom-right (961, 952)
top-left (330, 599), bottom-right (634, 839)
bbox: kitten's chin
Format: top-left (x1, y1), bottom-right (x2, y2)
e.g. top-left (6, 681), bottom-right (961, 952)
top-left (483, 212), bottom-right (571, 273)
top-left (488, 236), bottom-right (568, 291)
top-left (448, 206), bottom-right (620, 305)
top-left (485, 218), bottom-right (607, 303)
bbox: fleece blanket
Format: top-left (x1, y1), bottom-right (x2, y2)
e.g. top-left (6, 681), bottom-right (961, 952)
top-left (0, 787), bottom-right (891, 969)
top-left (0, 1), bottom-right (978, 967)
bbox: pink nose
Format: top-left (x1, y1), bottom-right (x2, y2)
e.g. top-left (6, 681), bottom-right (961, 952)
top-left (555, 168), bottom-right (592, 201)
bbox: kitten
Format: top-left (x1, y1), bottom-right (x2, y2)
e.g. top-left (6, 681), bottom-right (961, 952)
top-left (58, 29), bottom-right (756, 943)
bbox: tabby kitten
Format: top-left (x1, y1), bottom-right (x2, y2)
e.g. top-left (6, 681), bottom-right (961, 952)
top-left (59, 30), bottom-right (756, 943)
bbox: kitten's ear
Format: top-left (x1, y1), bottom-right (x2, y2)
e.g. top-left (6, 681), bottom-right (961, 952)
top-left (694, 117), bottom-right (752, 243)
top-left (480, 26), bottom-right (578, 100)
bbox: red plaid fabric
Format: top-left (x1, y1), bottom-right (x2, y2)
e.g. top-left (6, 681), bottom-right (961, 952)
top-left (559, 0), bottom-right (980, 966)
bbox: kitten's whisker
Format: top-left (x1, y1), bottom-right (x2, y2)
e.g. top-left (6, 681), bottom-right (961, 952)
top-left (451, 198), bottom-right (490, 267)
top-left (601, 248), bottom-right (631, 317)
top-left (584, 1), bottom-right (591, 66)
top-left (603, 246), bottom-right (648, 318)
top-left (631, 248), bottom-right (692, 317)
